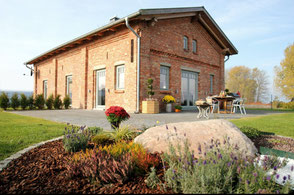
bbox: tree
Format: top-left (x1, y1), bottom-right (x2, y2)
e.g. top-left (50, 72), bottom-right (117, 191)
top-left (20, 93), bottom-right (28, 110)
top-left (252, 68), bottom-right (269, 102)
top-left (10, 93), bottom-right (20, 110)
top-left (0, 92), bottom-right (9, 110)
top-left (274, 43), bottom-right (294, 100)
top-left (225, 66), bottom-right (257, 103)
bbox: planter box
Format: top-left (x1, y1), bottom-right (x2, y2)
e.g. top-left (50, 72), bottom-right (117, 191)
top-left (142, 100), bottom-right (159, 114)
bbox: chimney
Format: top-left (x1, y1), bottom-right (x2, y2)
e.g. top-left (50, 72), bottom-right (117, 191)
top-left (110, 16), bottom-right (120, 23)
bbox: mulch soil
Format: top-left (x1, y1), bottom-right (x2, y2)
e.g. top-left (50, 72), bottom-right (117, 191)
top-left (252, 134), bottom-right (294, 153)
top-left (0, 140), bottom-right (173, 194)
top-left (1, 135), bottom-right (294, 194)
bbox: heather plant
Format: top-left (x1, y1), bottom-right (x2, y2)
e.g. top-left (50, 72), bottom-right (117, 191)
top-left (160, 138), bottom-right (292, 194)
top-left (66, 148), bottom-right (133, 184)
top-left (45, 94), bottom-right (54, 110)
top-left (240, 126), bottom-right (262, 139)
top-left (0, 92), bottom-right (9, 110)
top-left (63, 95), bottom-right (71, 109)
top-left (10, 93), bottom-right (20, 110)
top-left (34, 94), bottom-right (45, 109)
top-left (20, 93), bottom-right (28, 110)
top-left (28, 95), bottom-right (34, 110)
top-left (53, 94), bottom-right (63, 109)
top-left (63, 125), bottom-right (91, 153)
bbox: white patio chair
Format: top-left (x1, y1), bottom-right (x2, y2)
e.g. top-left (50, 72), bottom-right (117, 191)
top-left (231, 98), bottom-right (247, 115)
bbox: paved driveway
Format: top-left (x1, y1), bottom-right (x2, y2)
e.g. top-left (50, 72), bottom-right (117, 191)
top-left (10, 109), bottom-right (288, 130)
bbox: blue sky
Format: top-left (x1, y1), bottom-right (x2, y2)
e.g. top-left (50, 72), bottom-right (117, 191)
top-left (0, 0), bottom-right (293, 101)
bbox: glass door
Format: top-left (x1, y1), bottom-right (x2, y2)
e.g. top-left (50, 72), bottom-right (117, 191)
top-left (181, 70), bottom-right (198, 109)
top-left (96, 69), bottom-right (106, 109)
top-left (66, 76), bottom-right (72, 106)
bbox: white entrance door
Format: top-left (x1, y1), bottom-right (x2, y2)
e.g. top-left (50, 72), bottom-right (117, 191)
top-left (181, 70), bottom-right (198, 110)
top-left (96, 69), bottom-right (106, 109)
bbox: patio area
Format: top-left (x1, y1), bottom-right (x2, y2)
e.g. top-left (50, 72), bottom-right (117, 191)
top-left (10, 109), bottom-right (288, 130)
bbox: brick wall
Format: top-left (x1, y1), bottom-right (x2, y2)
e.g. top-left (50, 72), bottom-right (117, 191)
top-left (34, 16), bottom-right (226, 113)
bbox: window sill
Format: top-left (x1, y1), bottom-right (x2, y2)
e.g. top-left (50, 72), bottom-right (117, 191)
top-left (160, 90), bottom-right (171, 94)
top-left (114, 90), bottom-right (125, 93)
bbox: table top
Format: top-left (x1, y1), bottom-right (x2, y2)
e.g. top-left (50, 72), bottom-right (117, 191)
top-left (212, 96), bottom-right (236, 100)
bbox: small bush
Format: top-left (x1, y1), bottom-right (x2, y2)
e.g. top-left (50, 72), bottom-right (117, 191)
top-left (53, 94), bottom-right (63, 109)
top-left (66, 149), bottom-right (133, 184)
top-left (34, 94), bottom-right (45, 109)
top-left (28, 95), bottom-right (34, 110)
top-left (63, 125), bottom-right (91, 153)
top-left (63, 95), bottom-right (71, 109)
top-left (87, 126), bottom-right (104, 136)
top-left (91, 133), bottom-right (114, 146)
top-left (240, 126), bottom-right (262, 139)
top-left (0, 92), bottom-right (10, 110)
top-left (10, 93), bottom-right (20, 110)
top-left (45, 94), bottom-right (54, 110)
top-left (20, 93), bottom-right (28, 110)
top-left (145, 167), bottom-right (161, 189)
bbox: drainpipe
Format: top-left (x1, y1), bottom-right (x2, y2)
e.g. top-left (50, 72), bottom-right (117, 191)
top-left (125, 17), bottom-right (140, 114)
top-left (224, 54), bottom-right (230, 63)
top-left (24, 63), bottom-right (34, 76)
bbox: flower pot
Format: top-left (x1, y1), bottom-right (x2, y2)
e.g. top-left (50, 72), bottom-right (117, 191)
top-left (142, 100), bottom-right (159, 114)
top-left (166, 103), bottom-right (172, 113)
top-left (110, 121), bottom-right (120, 129)
top-left (175, 109), bottom-right (181, 112)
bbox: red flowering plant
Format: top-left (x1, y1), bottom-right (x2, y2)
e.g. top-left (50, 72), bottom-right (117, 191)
top-left (105, 106), bottom-right (130, 129)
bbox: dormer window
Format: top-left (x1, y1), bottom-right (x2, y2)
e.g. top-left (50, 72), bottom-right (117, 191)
top-left (183, 36), bottom-right (188, 50)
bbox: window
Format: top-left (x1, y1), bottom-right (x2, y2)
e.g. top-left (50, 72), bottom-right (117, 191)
top-left (183, 36), bottom-right (188, 50)
top-left (43, 80), bottom-right (48, 100)
top-left (192, 40), bottom-right (197, 53)
top-left (160, 66), bottom-right (169, 90)
top-left (66, 75), bottom-right (73, 102)
top-left (116, 65), bottom-right (125, 90)
top-left (210, 75), bottom-right (214, 94)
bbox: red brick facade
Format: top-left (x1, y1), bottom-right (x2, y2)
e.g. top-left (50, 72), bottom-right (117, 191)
top-left (32, 9), bottom-right (235, 113)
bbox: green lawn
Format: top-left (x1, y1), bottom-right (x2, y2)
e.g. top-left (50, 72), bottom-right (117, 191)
top-left (0, 111), bottom-right (66, 160)
top-left (230, 112), bottom-right (294, 138)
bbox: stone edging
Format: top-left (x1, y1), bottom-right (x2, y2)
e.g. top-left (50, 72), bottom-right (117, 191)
top-left (0, 136), bottom-right (63, 171)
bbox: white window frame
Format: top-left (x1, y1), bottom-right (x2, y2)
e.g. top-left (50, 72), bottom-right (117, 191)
top-left (160, 66), bottom-right (170, 90)
top-left (43, 80), bottom-right (48, 100)
top-left (210, 74), bottom-right (214, 94)
top-left (183, 36), bottom-right (188, 50)
top-left (116, 65), bottom-right (125, 90)
top-left (192, 39), bottom-right (197, 53)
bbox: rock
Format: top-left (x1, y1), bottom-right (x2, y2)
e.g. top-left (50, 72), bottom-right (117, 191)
top-left (134, 119), bottom-right (258, 158)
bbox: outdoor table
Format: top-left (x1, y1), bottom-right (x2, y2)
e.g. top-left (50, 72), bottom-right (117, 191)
top-left (213, 96), bottom-right (235, 114)
top-left (195, 101), bottom-right (211, 119)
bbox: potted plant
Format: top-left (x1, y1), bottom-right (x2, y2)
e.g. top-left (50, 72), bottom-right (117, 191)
top-left (175, 105), bottom-right (182, 112)
top-left (105, 106), bottom-right (130, 129)
top-left (162, 95), bottom-right (176, 113)
top-left (142, 78), bottom-right (159, 114)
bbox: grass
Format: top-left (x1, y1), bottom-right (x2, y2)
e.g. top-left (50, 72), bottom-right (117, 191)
top-left (0, 111), bottom-right (66, 160)
top-left (230, 112), bottom-right (294, 139)
top-left (245, 107), bottom-right (294, 112)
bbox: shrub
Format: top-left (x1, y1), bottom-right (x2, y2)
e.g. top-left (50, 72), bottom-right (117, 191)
top-left (28, 95), bottom-right (34, 110)
top-left (175, 105), bottom-right (182, 110)
top-left (34, 94), bottom-right (45, 109)
top-left (53, 94), bottom-right (63, 109)
top-left (110, 125), bottom-right (137, 142)
top-left (145, 167), bottom-right (161, 189)
top-left (105, 106), bottom-right (130, 129)
top-left (10, 93), bottom-right (20, 110)
top-left (147, 78), bottom-right (155, 98)
top-left (63, 125), bottom-right (91, 153)
top-left (240, 126), bottom-right (262, 139)
top-left (160, 139), bottom-right (292, 194)
top-left (66, 149), bottom-right (133, 184)
top-left (87, 126), bottom-right (104, 136)
top-left (45, 94), bottom-right (54, 110)
top-left (20, 93), bottom-right (28, 110)
top-left (0, 92), bottom-right (9, 110)
top-left (63, 95), bottom-right (71, 109)
top-left (91, 133), bottom-right (114, 146)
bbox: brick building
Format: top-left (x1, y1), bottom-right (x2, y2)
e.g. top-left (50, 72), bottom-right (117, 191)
top-left (24, 7), bottom-right (238, 113)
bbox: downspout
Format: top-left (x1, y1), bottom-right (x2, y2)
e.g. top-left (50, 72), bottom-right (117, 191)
top-left (125, 17), bottom-right (140, 114)
top-left (224, 54), bottom-right (230, 63)
top-left (24, 63), bottom-right (34, 76)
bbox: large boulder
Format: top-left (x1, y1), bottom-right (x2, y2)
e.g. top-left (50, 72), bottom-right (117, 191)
top-left (134, 119), bottom-right (258, 158)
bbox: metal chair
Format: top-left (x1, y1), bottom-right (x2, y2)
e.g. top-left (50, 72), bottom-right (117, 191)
top-left (231, 98), bottom-right (247, 115)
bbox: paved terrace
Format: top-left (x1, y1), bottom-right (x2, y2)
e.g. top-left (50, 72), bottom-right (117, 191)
top-left (9, 109), bottom-right (287, 130)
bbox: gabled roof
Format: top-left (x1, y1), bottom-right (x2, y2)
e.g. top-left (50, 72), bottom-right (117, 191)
top-left (25, 7), bottom-right (238, 65)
